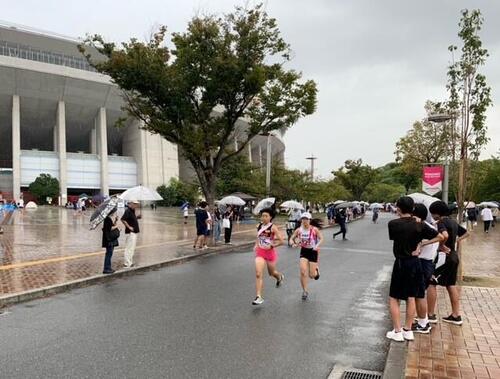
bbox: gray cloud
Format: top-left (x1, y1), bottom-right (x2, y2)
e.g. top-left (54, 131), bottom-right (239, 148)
top-left (2, 0), bottom-right (499, 177)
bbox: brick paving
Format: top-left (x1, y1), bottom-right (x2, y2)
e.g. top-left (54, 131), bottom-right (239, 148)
top-left (405, 226), bottom-right (500, 379)
top-left (0, 207), bottom-right (258, 296)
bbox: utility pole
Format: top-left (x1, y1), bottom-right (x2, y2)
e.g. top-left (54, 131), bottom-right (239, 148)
top-left (266, 134), bottom-right (272, 196)
top-left (306, 155), bottom-right (317, 180)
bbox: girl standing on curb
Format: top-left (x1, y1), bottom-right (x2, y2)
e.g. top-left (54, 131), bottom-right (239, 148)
top-left (289, 212), bottom-right (324, 300)
top-left (252, 208), bottom-right (285, 305)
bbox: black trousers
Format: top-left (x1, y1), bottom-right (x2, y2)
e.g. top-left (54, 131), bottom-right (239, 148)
top-left (224, 223), bottom-right (232, 243)
top-left (484, 220), bottom-right (491, 232)
top-left (333, 222), bottom-right (347, 239)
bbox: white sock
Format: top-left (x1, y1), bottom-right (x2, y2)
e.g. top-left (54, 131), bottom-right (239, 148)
top-left (418, 317), bottom-right (428, 327)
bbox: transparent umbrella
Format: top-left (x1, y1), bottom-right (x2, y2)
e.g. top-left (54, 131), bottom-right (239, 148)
top-left (280, 200), bottom-right (304, 210)
top-left (90, 196), bottom-right (119, 230)
top-left (219, 195), bottom-right (246, 206)
top-left (253, 197), bottom-right (276, 215)
top-left (120, 185), bottom-right (163, 201)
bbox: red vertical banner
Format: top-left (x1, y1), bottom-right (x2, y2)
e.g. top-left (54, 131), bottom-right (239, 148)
top-left (422, 166), bottom-right (443, 196)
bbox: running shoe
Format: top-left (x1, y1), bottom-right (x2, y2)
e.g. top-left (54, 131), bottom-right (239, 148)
top-left (276, 273), bottom-right (285, 288)
top-left (428, 314), bottom-right (438, 324)
top-left (411, 322), bottom-right (432, 334)
top-left (301, 291), bottom-right (309, 301)
top-left (442, 314), bottom-right (463, 325)
top-left (386, 329), bottom-right (404, 342)
top-left (252, 296), bottom-right (264, 305)
top-left (314, 268), bottom-right (320, 280)
top-left (402, 329), bottom-right (414, 341)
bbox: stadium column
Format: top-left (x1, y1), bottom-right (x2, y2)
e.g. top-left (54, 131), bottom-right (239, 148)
top-left (97, 107), bottom-right (109, 196)
top-left (57, 101), bottom-right (67, 205)
top-left (12, 95), bottom-right (21, 201)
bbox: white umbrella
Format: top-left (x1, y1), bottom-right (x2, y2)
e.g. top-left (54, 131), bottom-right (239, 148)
top-left (464, 201), bottom-right (476, 209)
top-left (253, 197), bottom-right (276, 215)
top-left (120, 185), bottom-right (163, 201)
top-left (409, 193), bottom-right (440, 222)
top-left (369, 203), bottom-right (384, 209)
top-left (478, 201), bottom-right (499, 208)
top-left (279, 200), bottom-right (304, 210)
top-left (335, 201), bottom-right (354, 209)
top-left (219, 195), bottom-right (246, 206)
top-left (333, 200), bottom-right (345, 205)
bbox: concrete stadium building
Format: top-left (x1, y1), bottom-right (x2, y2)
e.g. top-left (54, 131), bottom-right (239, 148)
top-left (0, 22), bottom-right (285, 203)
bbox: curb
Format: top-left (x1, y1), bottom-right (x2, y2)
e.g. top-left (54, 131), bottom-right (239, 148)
top-left (382, 340), bottom-right (408, 379)
top-left (0, 241), bottom-right (255, 308)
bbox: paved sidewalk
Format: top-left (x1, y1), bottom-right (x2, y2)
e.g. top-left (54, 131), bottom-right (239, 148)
top-left (0, 207), bottom-right (258, 296)
top-left (405, 226), bottom-right (500, 379)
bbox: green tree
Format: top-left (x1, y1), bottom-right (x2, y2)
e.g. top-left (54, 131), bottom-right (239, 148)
top-left (80, 5), bottom-right (317, 206)
top-left (364, 183), bottom-right (406, 203)
top-left (157, 178), bottom-right (199, 206)
top-left (468, 154), bottom-right (500, 201)
top-left (446, 9), bottom-right (492, 216)
top-left (332, 159), bottom-right (377, 200)
top-left (378, 162), bottom-right (419, 194)
top-left (215, 154), bottom-right (262, 197)
top-left (306, 180), bottom-right (352, 205)
top-left (28, 174), bottom-right (59, 204)
top-left (395, 101), bottom-right (455, 185)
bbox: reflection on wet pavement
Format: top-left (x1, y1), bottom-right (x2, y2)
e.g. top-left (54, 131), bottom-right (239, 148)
top-left (0, 207), bottom-right (258, 296)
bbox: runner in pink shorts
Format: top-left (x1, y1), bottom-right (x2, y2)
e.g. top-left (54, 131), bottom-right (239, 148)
top-left (252, 207), bottom-right (285, 305)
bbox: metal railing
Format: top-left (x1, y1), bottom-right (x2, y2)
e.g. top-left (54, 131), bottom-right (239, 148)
top-left (0, 40), bottom-right (95, 72)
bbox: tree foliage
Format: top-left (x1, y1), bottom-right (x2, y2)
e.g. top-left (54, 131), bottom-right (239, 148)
top-left (80, 4), bottom-right (317, 205)
top-left (216, 154), bottom-right (262, 197)
top-left (332, 159), bottom-right (377, 200)
top-left (156, 178), bottom-right (199, 206)
top-left (28, 174), bottom-right (59, 204)
top-left (378, 162), bottom-right (419, 194)
top-left (395, 101), bottom-right (456, 183)
top-left (363, 183), bottom-right (406, 203)
top-left (446, 9), bottom-right (492, 213)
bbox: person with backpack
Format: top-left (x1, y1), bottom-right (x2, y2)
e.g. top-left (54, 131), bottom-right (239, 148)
top-left (252, 208), bottom-right (285, 305)
top-left (102, 207), bottom-right (120, 274)
top-left (289, 212), bottom-right (324, 300)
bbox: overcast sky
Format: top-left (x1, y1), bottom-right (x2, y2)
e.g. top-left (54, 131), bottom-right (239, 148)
top-left (2, 0), bottom-right (499, 177)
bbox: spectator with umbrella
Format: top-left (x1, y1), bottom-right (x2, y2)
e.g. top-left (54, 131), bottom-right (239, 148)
top-left (121, 200), bottom-right (141, 268)
top-left (102, 207), bottom-right (120, 274)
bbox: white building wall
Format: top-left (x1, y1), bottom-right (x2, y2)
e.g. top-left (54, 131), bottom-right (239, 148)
top-left (122, 121), bottom-right (178, 189)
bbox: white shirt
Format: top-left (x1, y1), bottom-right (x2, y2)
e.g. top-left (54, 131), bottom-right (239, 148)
top-left (481, 208), bottom-right (493, 221)
top-left (419, 221), bottom-right (439, 261)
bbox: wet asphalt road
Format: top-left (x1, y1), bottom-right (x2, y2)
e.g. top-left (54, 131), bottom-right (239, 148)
top-left (0, 214), bottom-right (395, 378)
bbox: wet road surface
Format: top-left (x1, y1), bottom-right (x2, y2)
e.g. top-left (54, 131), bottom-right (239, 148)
top-left (0, 213), bottom-right (395, 378)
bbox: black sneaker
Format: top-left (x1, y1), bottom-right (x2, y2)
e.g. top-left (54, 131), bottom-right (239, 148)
top-left (276, 273), bottom-right (285, 288)
top-left (412, 322), bottom-right (432, 334)
top-left (103, 269), bottom-right (115, 274)
top-left (428, 314), bottom-right (438, 324)
top-left (442, 314), bottom-right (463, 325)
top-left (314, 268), bottom-right (320, 280)
top-left (301, 291), bottom-right (309, 301)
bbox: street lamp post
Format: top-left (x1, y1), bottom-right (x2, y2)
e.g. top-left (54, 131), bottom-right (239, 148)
top-left (306, 155), bottom-right (317, 180)
top-left (427, 114), bottom-right (452, 204)
top-left (264, 133), bottom-right (272, 196)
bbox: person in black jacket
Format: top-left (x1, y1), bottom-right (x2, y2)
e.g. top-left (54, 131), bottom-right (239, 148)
top-left (333, 208), bottom-right (348, 240)
top-left (102, 207), bottom-right (120, 274)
